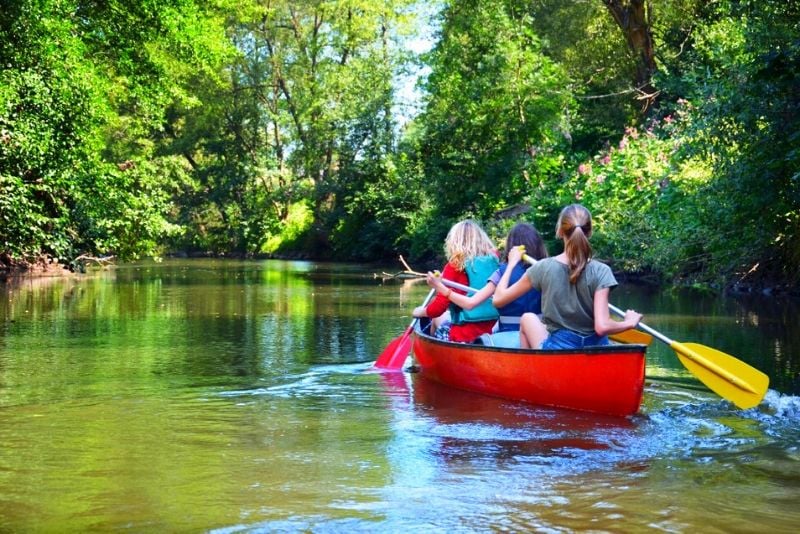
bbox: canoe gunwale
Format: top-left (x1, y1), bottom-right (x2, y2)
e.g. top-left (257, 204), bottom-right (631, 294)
top-left (412, 324), bottom-right (648, 355)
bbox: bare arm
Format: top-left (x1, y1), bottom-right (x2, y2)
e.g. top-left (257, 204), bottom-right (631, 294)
top-left (593, 287), bottom-right (642, 336)
top-left (412, 305), bottom-right (429, 318)
top-left (426, 272), bottom-right (496, 310)
top-left (492, 247), bottom-right (532, 308)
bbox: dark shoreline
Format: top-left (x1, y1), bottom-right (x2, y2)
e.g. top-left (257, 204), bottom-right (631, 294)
top-left (2, 252), bottom-right (798, 298)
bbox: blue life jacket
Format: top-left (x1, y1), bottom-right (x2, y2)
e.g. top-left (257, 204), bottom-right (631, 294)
top-left (449, 255), bottom-right (500, 325)
top-left (494, 263), bottom-right (542, 332)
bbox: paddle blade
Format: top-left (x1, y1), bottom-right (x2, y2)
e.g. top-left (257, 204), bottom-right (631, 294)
top-left (610, 329), bottom-right (653, 346)
top-left (672, 341), bottom-right (769, 409)
top-left (374, 327), bottom-right (413, 370)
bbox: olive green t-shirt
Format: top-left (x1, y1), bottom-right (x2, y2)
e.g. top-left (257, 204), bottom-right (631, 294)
top-left (525, 258), bottom-right (617, 335)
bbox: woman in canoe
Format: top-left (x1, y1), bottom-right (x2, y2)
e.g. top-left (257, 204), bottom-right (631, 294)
top-left (412, 220), bottom-right (499, 343)
top-left (424, 222), bottom-right (548, 347)
top-left (493, 204), bottom-right (642, 349)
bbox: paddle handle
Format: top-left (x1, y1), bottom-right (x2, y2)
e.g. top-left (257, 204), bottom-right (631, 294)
top-left (407, 287), bottom-right (437, 336)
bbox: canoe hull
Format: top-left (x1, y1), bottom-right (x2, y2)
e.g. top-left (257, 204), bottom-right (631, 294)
top-left (412, 330), bottom-right (646, 417)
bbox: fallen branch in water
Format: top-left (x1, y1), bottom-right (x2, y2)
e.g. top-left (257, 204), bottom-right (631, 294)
top-left (399, 255), bottom-right (426, 276)
top-left (373, 255), bottom-right (429, 282)
top-left (374, 270), bottom-right (423, 280)
top-left (73, 254), bottom-right (116, 269)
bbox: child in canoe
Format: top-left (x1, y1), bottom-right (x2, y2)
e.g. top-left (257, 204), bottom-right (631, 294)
top-left (493, 204), bottom-right (642, 349)
top-left (425, 222), bottom-right (548, 347)
top-left (412, 220), bottom-right (499, 343)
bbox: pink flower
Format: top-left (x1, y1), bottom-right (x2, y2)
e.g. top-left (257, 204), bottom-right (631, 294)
top-left (664, 115), bottom-right (674, 124)
top-left (595, 174), bottom-right (606, 184)
top-left (625, 126), bottom-right (639, 139)
top-left (618, 137), bottom-right (628, 150)
top-left (600, 154), bottom-right (611, 165)
top-left (578, 163), bottom-right (591, 175)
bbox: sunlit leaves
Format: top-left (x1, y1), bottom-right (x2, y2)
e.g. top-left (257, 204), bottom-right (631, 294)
top-left (417, 0), bottom-right (572, 221)
top-left (0, 0), bottom-right (232, 263)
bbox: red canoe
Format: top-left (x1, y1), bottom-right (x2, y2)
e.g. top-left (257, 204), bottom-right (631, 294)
top-left (411, 327), bottom-right (647, 417)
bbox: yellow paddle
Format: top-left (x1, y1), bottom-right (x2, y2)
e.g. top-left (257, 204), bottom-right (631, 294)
top-left (608, 304), bottom-right (769, 409)
top-left (517, 248), bottom-right (768, 408)
top-left (609, 328), bottom-right (653, 345)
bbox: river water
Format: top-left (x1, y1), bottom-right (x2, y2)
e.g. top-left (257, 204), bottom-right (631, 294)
top-left (1, 259), bottom-right (798, 532)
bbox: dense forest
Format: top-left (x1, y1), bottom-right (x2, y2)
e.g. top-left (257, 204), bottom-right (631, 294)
top-left (1, 0), bottom-right (798, 292)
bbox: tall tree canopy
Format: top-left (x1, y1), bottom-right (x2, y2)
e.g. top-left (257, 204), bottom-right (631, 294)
top-left (1, 0), bottom-right (797, 290)
top-left (0, 0), bottom-right (231, 264)
top-left (163, 0), bottom-right (417, 257)
top-left (416, 0), bottom-right (572, 220)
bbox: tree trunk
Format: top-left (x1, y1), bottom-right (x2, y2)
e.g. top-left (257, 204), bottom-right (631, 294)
top-left (602, 0), bottom-right (658, 109)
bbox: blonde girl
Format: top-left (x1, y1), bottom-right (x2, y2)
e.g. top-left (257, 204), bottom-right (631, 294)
top-left (412, 220), bottom-right (499, 343)
top-left (426, 222), bottom-right (548, 347)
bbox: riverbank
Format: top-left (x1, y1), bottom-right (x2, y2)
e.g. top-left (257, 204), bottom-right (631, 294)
top-left (2, 251), bottom-right (797, 298)
top-left (0, 253), bottom-right (73, 282)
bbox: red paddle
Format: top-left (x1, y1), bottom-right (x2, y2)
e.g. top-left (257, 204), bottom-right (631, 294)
top-left (374, 288), bottom-right (436, 370)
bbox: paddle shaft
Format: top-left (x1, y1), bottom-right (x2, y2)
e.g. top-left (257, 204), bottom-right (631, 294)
top-left (414, 288), bottom-right (438, 325)
top-left (438, 278), bottom-right (478, 293)
top-left (607, 304), bottom-right (669, 344)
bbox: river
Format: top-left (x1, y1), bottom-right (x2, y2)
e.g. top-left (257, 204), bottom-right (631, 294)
top-left (1, 259), bottom-right (798, 532)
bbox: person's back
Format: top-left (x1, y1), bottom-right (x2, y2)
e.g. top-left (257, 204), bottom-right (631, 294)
top-left (527, 256), bottom-right (615, 337)
top-left (412, 220), bottom-right (498, 343)
top-left (491, 262), bottom-right (541, 332)
top-left (492, 204), bottom-right (642, 349)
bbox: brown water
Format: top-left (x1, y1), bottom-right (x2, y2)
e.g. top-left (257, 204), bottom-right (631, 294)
top-left (1, 259), bottom-right (798, 532)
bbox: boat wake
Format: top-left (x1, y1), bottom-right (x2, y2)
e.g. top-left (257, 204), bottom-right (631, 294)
top-left (759, 389), bottom-right (800, 419)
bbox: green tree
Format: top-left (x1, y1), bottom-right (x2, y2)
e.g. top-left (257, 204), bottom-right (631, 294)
top-left (660, 0), bottom-right (800, 286)
top-left (165, 0), bottom-right (416, 256)
top-left (0, 0), bottom-right (231, 265)
top-left (416, 0), bottom-right (572, 225)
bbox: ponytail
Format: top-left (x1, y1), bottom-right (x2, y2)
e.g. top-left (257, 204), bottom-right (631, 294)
top-left (555, 205), bottom-right (593, 284)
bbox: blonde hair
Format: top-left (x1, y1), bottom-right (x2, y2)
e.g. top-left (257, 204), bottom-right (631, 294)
top-left (555, 204), bottom-right (593, 284)
top-left (444, 219), bottom-right (496, 271)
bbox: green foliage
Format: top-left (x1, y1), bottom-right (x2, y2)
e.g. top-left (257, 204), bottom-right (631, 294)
top-left (417, 0), bottom-right (573, 221)
top-left (0, 0), bottom-right (232, 264)
top-left (162, 0), bottom-right (417, 257)
top-left (657, 0), bottom-right (800, 286)
top-left (406, 0), bottom-right (799, 290)
top-left (523, 0), bottom-right (640, 151)
top-left (262, 202), bottom-right (314, 255)
top-left (2, 0), bottom-right (798, 292)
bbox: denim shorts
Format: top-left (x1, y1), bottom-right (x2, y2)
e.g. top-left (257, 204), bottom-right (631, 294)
top-left (540, 329), bottom-right (610, 350)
